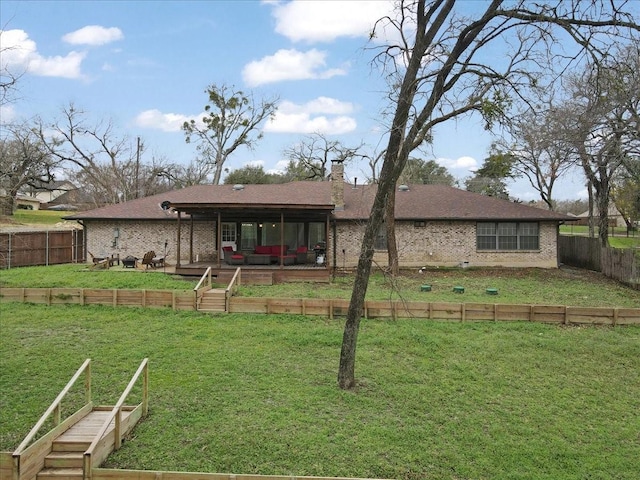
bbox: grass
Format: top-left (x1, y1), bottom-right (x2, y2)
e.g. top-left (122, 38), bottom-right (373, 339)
top-left (2, 263), bottom-right (638, 308)
top-left (0, 264), bottom-right (197, 291)
top-left (1, 303), bottom-right (639, 479)
top-left (2, 209), bottom-right (72, 226)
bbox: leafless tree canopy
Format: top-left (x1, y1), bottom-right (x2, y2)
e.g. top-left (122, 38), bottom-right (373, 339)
top-left (283, 133), bottom-right (364, 181)
top-left (34, 104), bottom-right (175, 207)
top-left (0, 122), bottom-right (57, 215)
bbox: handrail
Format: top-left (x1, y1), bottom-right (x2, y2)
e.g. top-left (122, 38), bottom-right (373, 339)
top-left (194, 266), bottom-right (212, 293)
top-left (14, 358), bottom-right (92, 455)
top-left (225, 267), bottom-right (242, 311)
top-left (84, 358), bottom-right (148, 458)
top-left (83, 358), bottom-right (148, 479)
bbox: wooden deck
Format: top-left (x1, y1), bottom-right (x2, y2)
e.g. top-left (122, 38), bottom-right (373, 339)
top-left (176, 262), bottom-right (331, 284)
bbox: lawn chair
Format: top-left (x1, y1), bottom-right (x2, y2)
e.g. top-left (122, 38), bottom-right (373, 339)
top-left (141, 251), bottom-right (157, 269)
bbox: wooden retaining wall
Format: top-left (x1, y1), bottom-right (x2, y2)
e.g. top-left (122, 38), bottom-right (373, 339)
top-left (0, 452), bottom-right (11, 480)
top-left (0, 287), bottom-right (196, 310)
top-left (0, 454), bottom-right (390, 480)
top-left (93, 469), bottom-right (390, 480)
top-left (1, 287), bottom-right (638, 325)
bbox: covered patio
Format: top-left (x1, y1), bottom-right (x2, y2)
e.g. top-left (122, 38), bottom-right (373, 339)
top-left (168, 192), bottom-right (334, 283)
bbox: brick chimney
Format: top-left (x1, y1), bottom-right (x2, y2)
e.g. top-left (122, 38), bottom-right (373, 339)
top-left (331, 159), bottom-right (344, 211)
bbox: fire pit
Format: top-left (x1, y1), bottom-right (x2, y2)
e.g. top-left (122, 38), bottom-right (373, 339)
top-left (122, 256), bottom-right (137, 268)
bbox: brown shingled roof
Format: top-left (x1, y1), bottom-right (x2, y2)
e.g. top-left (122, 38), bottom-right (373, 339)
top-left (65, 182), bottom-right (573, 222)
top-left (65, 182), bottom-right (334, 220)
top-left (335, 184), bottom-right (573, 221)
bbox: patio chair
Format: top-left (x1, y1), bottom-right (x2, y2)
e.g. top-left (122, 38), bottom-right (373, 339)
top-left (141, 250), bottom-right (157, 269)
top-left (222, 246), bottom-right (235, 264)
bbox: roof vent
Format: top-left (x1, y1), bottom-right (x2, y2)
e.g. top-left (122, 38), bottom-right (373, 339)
top-left (398, 184), bottom-right (410, 191)
top-left (232, 184), bottom-right (244, 191)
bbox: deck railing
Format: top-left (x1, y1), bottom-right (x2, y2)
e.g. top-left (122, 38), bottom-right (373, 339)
top-left (83, 358), bottom-right (149, 480)
top-left (83, 358), bottom-right (148, 480)
top-left (194, 266), bottom-right (213, 309)
top-left (13, 359), bottom-right (92, 480)
top-left (225, 267), bottom-right (242, 311)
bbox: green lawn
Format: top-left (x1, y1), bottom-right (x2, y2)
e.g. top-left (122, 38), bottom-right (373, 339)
top-left (3, 209), bottom-right (73, 225)
top-left (1, 303), bottom-right (639, 479)
top-left (2, 263), bottom-right (638, 308)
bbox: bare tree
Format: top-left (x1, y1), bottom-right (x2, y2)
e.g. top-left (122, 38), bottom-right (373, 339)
top-left (338, 0), bottom-right (640, 390)
top-left (500, 102), bottom-right (577, 210)
top-left (35, 103), bottom-right (165, 206)
top-left (283, 133), bottom-right (364, 181)
top-left (560, 43), bottom-right (640, 246)
top-left (0, 122), bottom-right (57, 215)
top-left (182, 84), bottom-right (278, 185)
top-left (0, 31), bottom-right (26, 107)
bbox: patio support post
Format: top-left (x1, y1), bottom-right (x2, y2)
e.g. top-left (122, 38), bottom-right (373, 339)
top-left (176, 212), bottom-right (181, 268)
top-left (189, 215), bottom-right (194, 264)
top-left (280, 211), bottom-right (284, 267)
top-left (325, 212), bottom-right (331, 270)
top-left (217, 211), bottom-right (222, 267)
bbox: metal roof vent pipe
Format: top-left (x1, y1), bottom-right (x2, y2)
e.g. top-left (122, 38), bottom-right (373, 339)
top-left (398, 184), bottom-right (410, 191)
top-left (233, 184), bottom-right (244, 191)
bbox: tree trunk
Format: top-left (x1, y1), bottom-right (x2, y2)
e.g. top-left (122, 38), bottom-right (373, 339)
top-left (337, 209), bottom-right (380, 389)
top-left (596, 176), bottom-right (610, 247)
top-left (0, 195), bottom-right (14, 216)
top-left (587, 179), bottom-right (595, 238)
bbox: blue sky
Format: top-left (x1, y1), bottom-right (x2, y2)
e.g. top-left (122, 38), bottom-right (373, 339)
top-left (1, 0), bottom-right (589, 200)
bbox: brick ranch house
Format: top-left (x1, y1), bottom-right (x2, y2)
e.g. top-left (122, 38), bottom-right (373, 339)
top-left (65, 161), bottom-right (574, 279)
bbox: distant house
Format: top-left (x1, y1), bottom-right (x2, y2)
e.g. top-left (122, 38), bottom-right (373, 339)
top-left (18, 180), bottom-right (96, 211)
top-left (21, 180), bottom-right (77, 205)
top-left (15, 195), bottom-right (41, 211)
top-left (577, 205), bottom-right (625, 227)
top-left (65, 161), bottom-right (575, 275)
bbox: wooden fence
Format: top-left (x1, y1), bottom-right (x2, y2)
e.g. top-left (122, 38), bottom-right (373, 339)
top-left (601, 247), bottom-right (639, 289)
top-left (0, 230), bottom-right (85, 269)
top-left (1, 287), bottom-right (638, 325)
top-left (558, 235), bottom-right (639, 289)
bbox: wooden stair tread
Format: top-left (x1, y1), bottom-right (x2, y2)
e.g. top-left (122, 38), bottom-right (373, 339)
top-left (37, 467), bottom-right (83, 479)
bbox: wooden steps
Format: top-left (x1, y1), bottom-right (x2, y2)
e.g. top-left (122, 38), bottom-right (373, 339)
top-left (198, 289), bottom-right (226, 312)
top-left (45, 451), bottom-right (84, 468)
top-left (37, 466), bottom-right (83, 479)
top-left (36, 410), bottom-right (132, 480)
top-left (38, 443), bottom-right (85, 479)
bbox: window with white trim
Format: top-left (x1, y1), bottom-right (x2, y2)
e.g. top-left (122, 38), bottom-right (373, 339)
top-left (476, 222), bottom-right (539, 250)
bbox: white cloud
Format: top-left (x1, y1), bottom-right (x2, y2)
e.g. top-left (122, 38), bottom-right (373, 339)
top-left (29, 51), bottom-right (87, 78)
top-left (134, 109), bottom-right (191, 132)
top-left (0, 105), bottom-right (15, 125)
top-left (264, 97), bottom-right (357, 134)
top-left (270, 1), bottom-right (393, 42)
top-left (243, 48), bottom-right (346, 86)
top-left (0, 29), bottom-right (86, 79)
top-left (62, 26), bottom-right (124, 46)
top-left (436, 156), bottom-right (478, 171)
